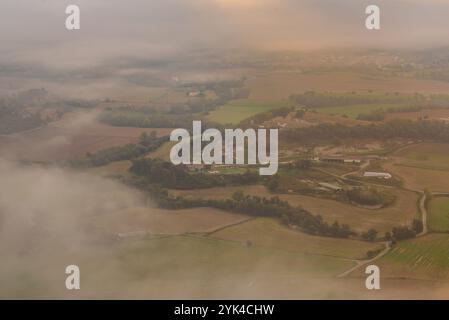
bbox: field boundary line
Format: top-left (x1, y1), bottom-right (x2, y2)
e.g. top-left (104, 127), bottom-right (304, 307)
top-left (337, 241), bottom-right (392, 278)
top-left (206, 217), bottom-right (257, 235)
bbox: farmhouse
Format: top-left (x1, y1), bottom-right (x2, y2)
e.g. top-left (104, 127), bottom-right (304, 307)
top-left (318, 182), bottom-right (343, 192)
top-left (187, 91), bottom-right (201, 97)
top-left (320, 157), bottom-right (361, 164)
top-left (344, 159), bottom-right (362, 164)
top-left (170, 121), bottom-right (278, 175)
top-left (187, 164), bottom-right (204, 171)
top-left (363, 171), bottom-right (392, 179)
top-left (187, 164), bottom-right (211, 172)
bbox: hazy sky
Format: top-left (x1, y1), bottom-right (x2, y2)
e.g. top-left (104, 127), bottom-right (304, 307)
top-left (2, 0), bottom-right (449, 69)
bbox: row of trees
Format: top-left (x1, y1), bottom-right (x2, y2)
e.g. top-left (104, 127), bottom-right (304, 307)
top-left (72, 132), bottom-right (168, 167)
top-left (100, 80), bottom-right (246, 128)
top-left (0, 112), bottom-right (45, 134)
top-left (361, 218), bottom-right (423, 243)
top-left (290, 91), bottom-right (449, 109)
top-left (240, 106), bottom-right (295, 127)
top-left (0, 88), bottom-right (101, 134)
top-left (180, 79), bottom-right (246, 101)
top-left (129, 158), bottom-right (260, 189)
top-left (387, 219), bottom-right (423, 242)
top-left (290, 91), bottom-right (406, 108)
top-left (282, 119), bottom-right (449, 144)
top-left (346, 188), bottom-right (396, 207)
top-left (156, 190), bottom-right (356, 239)
top-left (98, 112), bottom-right (200, 128)
top-left (125, 172), bottom-right (423, 243)
top-left (357, 109), bottom-right (387, 121)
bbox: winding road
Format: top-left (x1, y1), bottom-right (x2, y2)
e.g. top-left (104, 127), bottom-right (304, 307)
top-left (336, 184), bottom-right (449, 277)
top-left (331, 158), bottom-right (443, 277)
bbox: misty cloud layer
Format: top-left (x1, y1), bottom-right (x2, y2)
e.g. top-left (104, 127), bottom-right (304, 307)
top-left (0, 160), bottom-right (144, 254)
top-left (2, 0), bottom-right (449, 72)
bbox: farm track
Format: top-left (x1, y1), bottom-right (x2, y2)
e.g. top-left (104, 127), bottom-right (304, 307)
top-left (115, 217), bottom-right (256, 240)
top-left (341, 159), bottom-right (371, 178)
top-left (418, 192), bottom-right (428, 237)
top-left (315, 166), bottom-right (395, 190)
top-left (337, 241), bottom-right (391, 278)
top-left (387, 152), bottom-right (449, 237)
top-left (331, 158), bottom-right (411, 277)
top-left (335, 148), bottom-right (449, 277)
top-left (118, 142), bottom-right (449, 278)
top-left (420, 192), bottom-right (449, 237)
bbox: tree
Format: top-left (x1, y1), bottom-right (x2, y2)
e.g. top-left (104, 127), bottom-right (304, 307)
top-left (362, 229), bottom-right (378, 242)
top-left (412, 218), bottom-right (423, 235)
top-left (139, 131), bottom-right (157, 147)
top-left (295, 159), bottom-right (312, 170)
top-left (267, 178), bottom-right (279, 192)
top-left (294, 109), bottom-right (306, 119)
top-left (391, 226), bottom-right (416, 241)
top-left (232, 190), bottom-right (245, 202)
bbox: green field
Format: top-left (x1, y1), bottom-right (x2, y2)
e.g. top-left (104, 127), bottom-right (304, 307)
top-left (113, 235), bottom-right (355, 299)
top-left (213, 166), bottom-right (257, 175)
top-left (171, 185), bottom-right (419, 234)
top-left (429, 197), bottom-right (449, 232)
top-left (118, 235), bottom-right (353, 277)
top-left (378, 234), bottom-right (449, 280)
top-left (207, 99), bottom-right (288, 125)
top-left (146, 141), bottom-right (176, 161)
top-left (317, 103), bottom-right (399, 119)
top-left (395, 143), bottom-right (449, 171)
top-left (386, 143), bottom-right (449, 191)
top-left (0, 235), bottom-right (354, 299)
top-left (82, 160), bottom-right (132, 177)
top-left (211, 218), bottom-right (383, 260)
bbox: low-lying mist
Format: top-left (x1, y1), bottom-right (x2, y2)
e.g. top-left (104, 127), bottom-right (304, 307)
top-left (0, 159), bottom-right (147, 298)
top-left (0, 159), bottom-right (348, 299)
top-left (0, 159), bottom-right (446, 299)
top-left (0, 159), bottom-right (145, 251)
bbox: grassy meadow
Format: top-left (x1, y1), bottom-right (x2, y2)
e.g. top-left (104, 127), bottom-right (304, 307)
top-left (207, 99), bottom-right (288, 125)
top-left (429, 197), bottom-right (449, 232)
